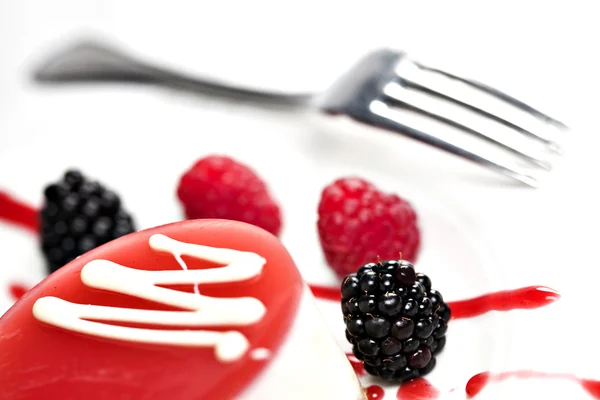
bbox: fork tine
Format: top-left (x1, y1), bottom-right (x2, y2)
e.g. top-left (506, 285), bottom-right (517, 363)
top-left (366, 100), bottom-right (540, 187)
top-left (415, 62), bottom-right (568, 130)
top-left (394, 60), bottom-right (564, 149)
top-left (382, 82), bottom-right (553, 170)
top-left (398, 78), bottom-right (559, 148)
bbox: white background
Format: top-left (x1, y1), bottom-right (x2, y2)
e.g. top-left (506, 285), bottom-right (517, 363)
top-left (1, 1), bottom-right (600, 399)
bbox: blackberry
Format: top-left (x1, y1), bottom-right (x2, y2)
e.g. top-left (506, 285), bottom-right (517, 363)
top-left (341, 259), bottom-right (450, 382)
top-left (40, 170), bottom-right (136, 273)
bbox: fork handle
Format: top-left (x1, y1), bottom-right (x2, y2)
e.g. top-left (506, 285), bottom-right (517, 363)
top-left (33, 40), bottom-right (313, 108)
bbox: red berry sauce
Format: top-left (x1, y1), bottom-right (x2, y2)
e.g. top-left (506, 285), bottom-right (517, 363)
top-left (346, 353), bottom-right (365, 376)
top-left (309, 284), bottom-right (340, 301)
top-left (0, 190), bottom-right (38, 233)
top-left (449, 286), bottom-right (560, 320)
top-left (366, 385), bottom-right (385, 399)
top-left (466, 371), bottom-right (600, 399)
top-left (8, 283), bottom-right (29, 301)
top-left (396, 378), bottom-right (439, 399)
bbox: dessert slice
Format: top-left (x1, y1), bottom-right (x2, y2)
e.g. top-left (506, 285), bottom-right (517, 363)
top-left (0, 219), bottom-right (364, 400)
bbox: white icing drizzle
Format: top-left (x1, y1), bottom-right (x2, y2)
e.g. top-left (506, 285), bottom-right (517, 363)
top-left (173, 252), bottom-right (200, 295)
top-left (250, 347), bottom-right (271, 360)
top-left (32, 234), bottom-right (267, 362)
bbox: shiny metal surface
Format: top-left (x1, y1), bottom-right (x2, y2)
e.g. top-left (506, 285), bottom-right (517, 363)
top-left (34, 41), bottom-right (313, 107)
top-left (34, 41), bottom-right (567, 186)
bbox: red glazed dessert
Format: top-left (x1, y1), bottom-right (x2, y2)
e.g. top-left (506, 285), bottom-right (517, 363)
top-left (0, 219), bottom-right (365, 400)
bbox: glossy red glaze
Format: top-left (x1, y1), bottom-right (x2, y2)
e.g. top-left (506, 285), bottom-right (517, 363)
top-left (0, 219), bottom-right (303, 400)
top-left (309, 284), bottom-right (340, 301)
top-left (448, 286), bottom-right (560, 319)
top-left (8, 283), bottom-right (29, 301)
top-left (583, 380), bottom-right (600, 398)
top-left (466, 371), bottom-right (600, 399)
top-left (0, 190), bottom-right (38, 233)
top-left (366, 385), bottom-right (385, 399)
top-left (396, 378), bottom-right (439, 399)
top-left (346, 353), bottom-right (365, 376)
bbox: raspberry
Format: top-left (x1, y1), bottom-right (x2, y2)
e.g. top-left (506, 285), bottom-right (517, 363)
top-left (177, 156), bottom-right (282, 236)
top-left (40, 170), bottom-right (136, 274)
top-left (317, 177), bottom-right (420, 277)
top-left (342, 260), bottom-right (450, 382)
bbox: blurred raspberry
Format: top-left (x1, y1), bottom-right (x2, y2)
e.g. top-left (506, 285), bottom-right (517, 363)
top-left (177, 155), bottom-right (282, 236)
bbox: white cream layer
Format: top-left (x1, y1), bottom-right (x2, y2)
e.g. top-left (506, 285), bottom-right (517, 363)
top-left (241, 287), bottom-right (365, 400)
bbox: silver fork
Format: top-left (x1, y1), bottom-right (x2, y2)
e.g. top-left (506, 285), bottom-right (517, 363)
top-left (33, 41), bottom-right (568, 186)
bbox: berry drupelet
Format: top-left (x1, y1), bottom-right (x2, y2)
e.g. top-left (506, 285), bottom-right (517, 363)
top-left (341, 260), bottom-right (450, 382)
top-left (40, 170), bottom-right (136, 273)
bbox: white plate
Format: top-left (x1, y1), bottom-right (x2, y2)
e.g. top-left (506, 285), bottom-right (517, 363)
top-left (2, 1), bottom-right (600, 399)
top-left (0, 80), bottom-right (596, 399)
